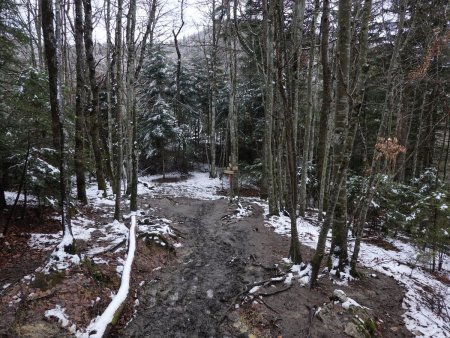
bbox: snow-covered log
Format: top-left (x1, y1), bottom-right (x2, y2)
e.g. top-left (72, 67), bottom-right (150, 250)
top-left (83, 215), bottom-right (136, 338)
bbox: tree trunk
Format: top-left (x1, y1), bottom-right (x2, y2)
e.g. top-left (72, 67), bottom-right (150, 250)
top-left (226, 0), bottom-right (239, 199)
top-left (311, 0), bottom-right (355, 287)
top-left (41, 0), bottom-right (61, 149)
top-left (0, 163), bottom-right (7, 210)
top-left (74, 0), bottom-right (87, 204)
top-left (299, 0), bottom-right (319, 216)
top-left (349, 0), bottom-right (374, 275)
top-left (172, 2), bottom-right (186, 174)
top-left (274, 0), bottom-right (302, 263)
top-left (113, 0), bottom-right (124, 221)
top-left (3, 140), bottom-right (30, 236)
top-left (261, 0), bottom-right (276, 214)
top-left (328, 0), bottom-right (352, 273)
top-left (99, 0), bottom-right (115, 192)
top-left (317, 0), bottom-right (332, 221)
top-left (291, 0), bottom-right (306, 146)
top-left (41, 0), bottom-right (74, 250)
top-left (83, 0), bottom-right (106, 193)
top-left (126, 0), bottom-right (138, 211)
top-left (412, 92), bottom-right (427, 178)
top-left (208, 0), bottom-right (220, 179)
top-left (310, 122), bottom-right (357, 287)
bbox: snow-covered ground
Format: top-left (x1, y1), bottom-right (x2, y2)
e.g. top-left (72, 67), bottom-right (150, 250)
top-left (265, 208), bottom-right (450, 337)
top-left (5, 172), bottom-right (449, 337)
top-left (137, 172), bottom-right (450, 338)
top-left (138, 172), bottom-right (226, 200)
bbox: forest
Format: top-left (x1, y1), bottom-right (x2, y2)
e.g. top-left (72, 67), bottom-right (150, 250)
top-left (0, 0), bottom-right (449, 336)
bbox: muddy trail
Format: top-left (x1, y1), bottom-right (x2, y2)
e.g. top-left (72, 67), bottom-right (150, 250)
top-left (120, 198), bottom-right (411, 338)
top-left (122, 198), bottom-right (263, 337)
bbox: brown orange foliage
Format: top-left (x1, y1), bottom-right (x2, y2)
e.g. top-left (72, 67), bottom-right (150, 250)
top-left (374, 137), bottom-right (406, 175)
top-left (408, 29), bottom-right (450, 81)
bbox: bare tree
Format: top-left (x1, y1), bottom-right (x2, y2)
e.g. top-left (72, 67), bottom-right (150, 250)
top-left (41, 0), bottom-right (74, 251)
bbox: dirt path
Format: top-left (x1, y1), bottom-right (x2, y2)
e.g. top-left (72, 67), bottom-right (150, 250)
top-left (123, 198), bottom-right (252, 337)
top-left (121, 198), bottom-right (411, 338)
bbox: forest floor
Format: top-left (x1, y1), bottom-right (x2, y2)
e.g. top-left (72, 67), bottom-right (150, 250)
top-left (0, 172), bottom-right (448, 337)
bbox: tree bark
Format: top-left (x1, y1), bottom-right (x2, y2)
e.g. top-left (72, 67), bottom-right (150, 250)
top-left (261, 0), bottom-right (277, 214)
top-left (348, 0), bottom-right (373, 275)
top-left (74, 0), bottom-right (87, 204)
top-left (299, 0), bottom-right (319, 216)
top-left (208, 0), bottom-right (221, 179)
top-left (41, 0), bottom-right (61, 150)
top-left (329, 0), bottom-right (352, 272)
top-left (0, 165), bottom-right (6, 210)
top-left (274, 0), bottom-right (302, 263)
top-left (41, 0), bottom-right (74, 249)
top-left (113, 0), bottom-right (124, 221)
top-left (126, 0), bottom-right (138, 211)
top-left (83, 0), bottom-right (106, 193)
top-left (291, 0), bottom-right (306, 146)
top-left (226, 0), bottom-right (239, 199)
top-left (317, 0), bottom-right (332, 221)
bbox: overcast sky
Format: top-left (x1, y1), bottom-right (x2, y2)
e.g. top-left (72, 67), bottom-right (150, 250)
top-left (89, 0), bottom-right (206, 44)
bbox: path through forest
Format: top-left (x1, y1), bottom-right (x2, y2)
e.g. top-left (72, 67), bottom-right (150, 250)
top-left (120, 197), bottom-right (411, 337)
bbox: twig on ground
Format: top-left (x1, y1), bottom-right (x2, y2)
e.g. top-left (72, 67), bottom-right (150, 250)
top-left (217, 274), bottom-right (288, 325)
top-left (256, 297), bottom-right (279, 314)
top-left (258, 284), bottom-right (292, 297)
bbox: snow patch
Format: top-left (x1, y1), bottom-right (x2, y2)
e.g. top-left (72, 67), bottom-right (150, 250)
top-left (138, 172), bottom-right (223, 200)
top-left (45, 305), bottom-right (75, 331)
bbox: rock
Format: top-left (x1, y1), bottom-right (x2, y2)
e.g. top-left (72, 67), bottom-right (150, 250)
top-left (390, 326), bottom-right (399, 332)
top-left (413, 329), bottom-right (424, 336)
top-left (333, 289), bottom-right (348, 303)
